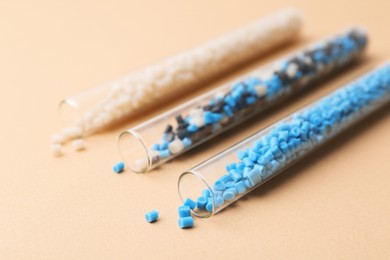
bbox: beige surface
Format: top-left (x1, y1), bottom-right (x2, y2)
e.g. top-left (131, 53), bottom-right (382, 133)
top-left (1, 0), bottom-right (390, 259)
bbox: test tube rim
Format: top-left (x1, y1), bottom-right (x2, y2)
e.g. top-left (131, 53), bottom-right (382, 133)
top-left (178, 169), bottom-right (216, 218)
top-left (118, 129), bottom-right (151, 173)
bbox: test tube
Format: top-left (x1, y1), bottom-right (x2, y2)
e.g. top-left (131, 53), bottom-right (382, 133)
top-left (118, 27), bottom-right (368, 173)
top-left (56, 8), bottom-right (303, 142)
top-left (177, 63), bottom-right (390, 218)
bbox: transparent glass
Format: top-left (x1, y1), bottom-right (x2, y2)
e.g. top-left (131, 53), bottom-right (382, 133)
top-left (178, 63), bottom-right (390, 218)
top-left (58, 84), bottom-right (112, 135)
top-left (119, 27), bottom-right (368, 173)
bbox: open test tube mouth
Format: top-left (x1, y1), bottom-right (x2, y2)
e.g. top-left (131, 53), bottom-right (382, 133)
top-left (178, 170), bottom-right (215, 218)
top-left (118, 130), bottom-right (152, 173)
top-left (177, 63), bottom-right (390, 218)
top-left (58, 98), bottom-right (83, 132)
top-left (118, 27), bottom-right (368, 173)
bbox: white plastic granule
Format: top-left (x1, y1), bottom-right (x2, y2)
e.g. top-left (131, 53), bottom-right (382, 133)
top-left (71, 139), bottom-right (85, 151)
top-left (51, 144), bottom-right (63, 157)
top-left (53, 8), bottom-right (303, 155)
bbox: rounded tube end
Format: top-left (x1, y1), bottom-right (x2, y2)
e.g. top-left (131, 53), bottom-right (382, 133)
top-left (58, 98), bottom-right (86, 136)
top-left (178, 170), bottom-right (215, 218)
top-left (118, 130), bottom-right (151, 173)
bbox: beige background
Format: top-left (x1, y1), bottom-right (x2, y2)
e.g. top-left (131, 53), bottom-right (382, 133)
top-left (1, 0), bottom-right (390, 259)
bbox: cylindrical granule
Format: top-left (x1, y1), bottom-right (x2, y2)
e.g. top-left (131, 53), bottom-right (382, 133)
top-left (118, 28), bottom-right (367, 173)
top-left (54, 8), bottom-right (303, 147)
top-left (177, 63), bottom-right (390, 218)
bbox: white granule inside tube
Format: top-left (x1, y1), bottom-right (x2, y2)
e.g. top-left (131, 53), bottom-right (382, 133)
top-left (54, 8), bottom-right (303, 153)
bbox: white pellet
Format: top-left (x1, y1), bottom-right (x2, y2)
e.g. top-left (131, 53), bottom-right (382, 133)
top-left (190, 116), bottom-right (205, 128)
top-left (168, 139), bottom-right (185, 154)
top-left (71, 139), bottom-right (85, 151)
top-left (135, 158), bottom-right (148, 172)
top-left (63, 126), bottom-right (83, 139)
top-left (304, 56), bottom-right (313, 65)
top-left (254, 85), bottom-right (267, 97)
top-left (51, 133), bottom-right (65, 144)
top-left (51, 144), bottom-right (63, 157)
top-left (189, 108), bottom-right (204, 117)
top-left (286, 63), bottom-right (298, 78)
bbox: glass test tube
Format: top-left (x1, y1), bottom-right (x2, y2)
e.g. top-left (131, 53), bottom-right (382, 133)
top-left (57, 8), bottom-right (303, 138)
top-left (119, 27), bottom-right (368, 173)
top-left (177, 63), bottom-right (390, 218)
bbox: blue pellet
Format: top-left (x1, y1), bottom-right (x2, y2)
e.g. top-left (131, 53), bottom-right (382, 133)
top-left (248, 150), bottom-right (259, 162)
top-left (311, 115), bottom-right (322, 126)
top-left (182, 137), bottom-right (192, 148)
top-left (159, 149), bottom-right (170, 158)
top-left (279, 142), bottom-right (289, 154)
top-left (211, 113), bottom-right (223, 122)
top-left (263, 150), bottom-right (274, 162)
top-left (236, 162), bottom-right (245, 171)
top-left (246, 96), bottom-right (257, 105)
top-left (229, 170), bottom-right (242, 182)
top-left (270, 137), bottom-right (279, 145)
top-left (213, 180), bottom-right (226, 191)
top-left (270, 160), bottom-right (281, 171)
top-left (253, 140), bottom-right (263, 151)
top-left (178, 216), bottom-right (194, 229)
top-left (205, 198), bottom-right (213, 212)
top-left (278, 131), bottom-right (289, 142)
top-left (184, 115), bottom-right (191, 123)
top-left (243, 167), bottom-right (251, 178)
top-left (197, 196), bottom-right (208, 209)
top-left (213, 190), bottom-right (223, 197)
top-left (202, 189), bottom-right (211, 198)
top-left (223, 190), bottom-right (236, 201)
top-left (187, 124), bottom-right (198, 133)
top-left (184, 198), bottom-right (197, 210)
top-left (235, 181), bottom-right (247, 194)
top-left (237, 150), bottom-right (247, 160)
top-left (161, 140), bottom-right (169, 150)
top-left (276, 154), bottom-right (287, 164)
top-left (257, 147), bottom-right (268, 157)
top-left (113, 162), bottom-right (125, 173)
top-left (253, 164), bottom-right (265, 176)
top-left (226, 162), bottom-right (236, 171)
top-left (145, 210), bottom-right (159, 223)
top-left (215, 196), bottom-right (225, 207)
top-left (270, 145), bottom-right (282, 158)
top-left (290, 127), bottom-right (301, 138)
top-left (243, 157), bottom-right (254, 167)
top-left (151, 143), bottom-right (160, 151)
top-left (223, 105), bottom-right (233, 117)
top-left (204, 111), bottom-right (214, 125)
top-left (178, 206), bottom-right (191, 218)
top-left (218, 174), bottom-right (232, 183)
top-left (248, 168), bottom-right (262, 186)
top-left (244, 179), bottom-right (255, 189)
top-left (225, 181), bottom-right (235, 188)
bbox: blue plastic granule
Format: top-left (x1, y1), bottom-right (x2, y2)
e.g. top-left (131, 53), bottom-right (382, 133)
top-left (113, 162), bottom-right (125, 173)
top-left (183, 198), bottom-right (197, 210)
top-left (178, 216), bottom-right (194, 229)
top-left (197, 196), bottom-right (207, 209)
top-left (145, 210), bottom-right (159, 223)
top-left (178, 205), bottom-right (191, 218)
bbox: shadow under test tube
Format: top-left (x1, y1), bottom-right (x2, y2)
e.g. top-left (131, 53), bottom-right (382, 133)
top-left (119, 27), bottom-right (368, 173)
top-left (177, 63), bottom-right (390, 218)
